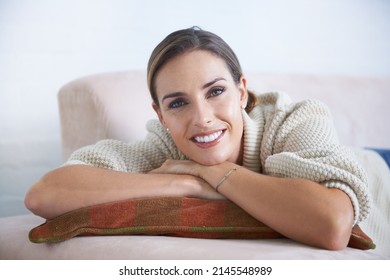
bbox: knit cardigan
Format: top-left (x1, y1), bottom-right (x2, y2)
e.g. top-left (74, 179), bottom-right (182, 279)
top-left (66, 92), bottom-right (371, 225)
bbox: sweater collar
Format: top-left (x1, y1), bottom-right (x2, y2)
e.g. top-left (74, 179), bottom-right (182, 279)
top-left (241, 106), bottom-right (264, 172)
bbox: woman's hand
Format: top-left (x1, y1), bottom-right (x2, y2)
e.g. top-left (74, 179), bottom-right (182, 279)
top-left (149, 160), bottom-right (226, 200)
top-left (150, 159), bottom-right (202, 177)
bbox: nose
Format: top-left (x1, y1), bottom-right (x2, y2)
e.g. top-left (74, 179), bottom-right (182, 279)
top-left (192, 100), bottom-right (214, 128)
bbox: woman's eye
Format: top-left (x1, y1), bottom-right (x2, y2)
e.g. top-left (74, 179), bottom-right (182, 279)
top-left (168, 98), bottom-right (187, 109)
top-left (209, 87), bottom-right (225, 97)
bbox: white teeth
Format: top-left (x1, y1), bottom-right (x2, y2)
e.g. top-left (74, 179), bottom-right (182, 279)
top-left (194, 131), bottom-right (223, 143)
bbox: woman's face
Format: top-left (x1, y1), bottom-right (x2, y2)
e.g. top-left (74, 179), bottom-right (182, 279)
top-left (153, 50), bottom-right (248, 166)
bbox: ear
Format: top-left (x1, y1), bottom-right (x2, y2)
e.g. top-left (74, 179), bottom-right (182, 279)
top-left (152, 102), bottom-right (167, 128)
top-left (238, 76), bottom-right (248, 109)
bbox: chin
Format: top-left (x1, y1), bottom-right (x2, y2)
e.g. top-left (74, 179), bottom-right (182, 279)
top-left (190, 154), bottom-right (229, 166)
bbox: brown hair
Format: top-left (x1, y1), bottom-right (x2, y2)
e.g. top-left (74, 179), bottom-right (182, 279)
top-left (147, 27), bottom-right (258, 112)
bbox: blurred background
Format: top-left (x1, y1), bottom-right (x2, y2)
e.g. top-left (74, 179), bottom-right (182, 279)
top-left (1, 0), bottom-right (389, 217)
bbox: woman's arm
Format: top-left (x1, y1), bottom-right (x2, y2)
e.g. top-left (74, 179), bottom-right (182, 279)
top-left (24, 164), bottom-right (223, 220)
top-left (151, 160), bottom-right (355, 250)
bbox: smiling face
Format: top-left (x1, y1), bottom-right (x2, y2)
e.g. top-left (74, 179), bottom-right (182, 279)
top-left (153, 50), bottom-right (248, 166)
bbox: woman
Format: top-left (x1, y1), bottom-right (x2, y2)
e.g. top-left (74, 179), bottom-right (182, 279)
top-left (25, 27), bottom-right (370, 250)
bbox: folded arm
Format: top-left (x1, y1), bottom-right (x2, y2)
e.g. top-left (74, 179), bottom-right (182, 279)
top-left (24, 164), bottom-right (223, 220)
top-left (151, 159), bottom-right (354, 250)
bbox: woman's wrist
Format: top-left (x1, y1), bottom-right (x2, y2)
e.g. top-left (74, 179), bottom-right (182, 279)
top-left (199, 161), bottom-right (240, 191)
top-left (171, 173), bottom-right (225, 200)
top-left (215, 166), bottom-right (240, 192)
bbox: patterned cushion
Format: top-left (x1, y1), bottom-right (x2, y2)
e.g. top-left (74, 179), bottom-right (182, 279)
top-left (28, 197), bottom-right (375, 250)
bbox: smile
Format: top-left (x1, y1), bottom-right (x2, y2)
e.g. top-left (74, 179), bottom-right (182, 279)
top-left (191, 130), bottom-right (225, 145)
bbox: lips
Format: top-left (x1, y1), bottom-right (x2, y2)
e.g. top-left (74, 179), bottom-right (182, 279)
top-left (193, 130), bottom-right (223, 143)
top-left (191, 129), bottom-right (226, 147)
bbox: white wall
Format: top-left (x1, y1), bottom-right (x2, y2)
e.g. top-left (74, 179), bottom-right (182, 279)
top-left (0, 0), bottom-right (389, 217)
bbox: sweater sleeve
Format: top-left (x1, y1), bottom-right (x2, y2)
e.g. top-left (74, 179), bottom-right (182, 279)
top-left (64, 120), bottom-right (186, 173)
top-left (262, 99), bottom-right (371, 225)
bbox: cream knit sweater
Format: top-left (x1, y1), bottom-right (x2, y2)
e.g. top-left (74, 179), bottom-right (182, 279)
top-left (67, 92), bottom-right (371, 225)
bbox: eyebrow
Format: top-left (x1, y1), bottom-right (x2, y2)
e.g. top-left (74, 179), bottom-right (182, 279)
top-left (202, 77), bottom-right (226, 89)
top-left (161, 77), bottom-right (227, 103)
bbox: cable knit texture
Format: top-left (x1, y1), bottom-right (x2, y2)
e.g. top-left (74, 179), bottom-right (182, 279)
top-left (66, 92), bottom-right (371, 225)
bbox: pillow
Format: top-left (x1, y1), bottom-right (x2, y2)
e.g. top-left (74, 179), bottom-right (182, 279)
top-left (28, 197), bottom-right (375, 250)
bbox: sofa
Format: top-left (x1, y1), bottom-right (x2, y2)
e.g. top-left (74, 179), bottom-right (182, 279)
top-left (1, 71), bottom-right (389, 259)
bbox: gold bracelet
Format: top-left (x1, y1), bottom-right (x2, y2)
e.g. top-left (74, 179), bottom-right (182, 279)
top-left (215, 167), bottom-right (240, 192)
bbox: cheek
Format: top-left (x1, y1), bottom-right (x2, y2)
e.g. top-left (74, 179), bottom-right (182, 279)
top-left (164, 115), bottom-right (190, 140)
top-left (220, 98), bottom-right (243, 126)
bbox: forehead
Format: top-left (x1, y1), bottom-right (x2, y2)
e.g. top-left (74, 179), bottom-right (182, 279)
top-left (155, 50), bottom-right (232, 94)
